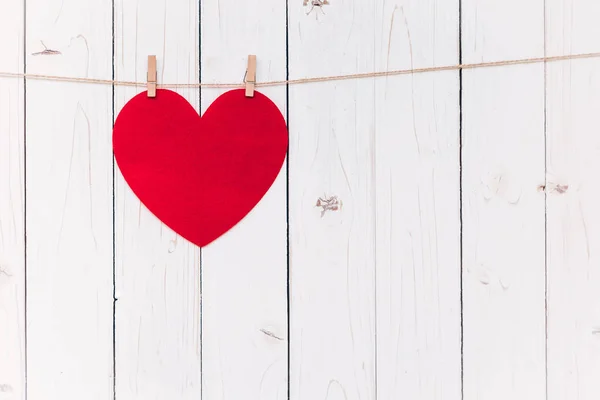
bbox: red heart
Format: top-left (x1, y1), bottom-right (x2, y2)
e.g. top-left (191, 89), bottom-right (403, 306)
top-left (113, 89), bottom-right (288, 247)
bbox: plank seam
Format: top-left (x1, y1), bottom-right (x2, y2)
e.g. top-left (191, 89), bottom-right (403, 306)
top-left (285, 0), bottom-right (291, 399)
top-left (199, 0), bottom-right (204, 396)
top-left (23, 0), bottom-right (28, 396)
top-left (458, 0), bottom-right (464, 398)
top-left (543, 1), bottom-right (549, 399)
top-left (200, 0), bottom-right (204, 395)
top-left (111, 0), bottom-right (117, 397)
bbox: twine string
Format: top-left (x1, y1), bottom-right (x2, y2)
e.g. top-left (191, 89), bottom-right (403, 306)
top-left (0, 52), bottom-right (598, 88)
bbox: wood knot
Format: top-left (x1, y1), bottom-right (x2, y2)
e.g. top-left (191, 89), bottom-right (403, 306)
top-left (31, 41), bottom-right (61, 56)
top-left (552, 184), bottom-right (569, 194)
top-left (304, 0), bottom-right (329, 15)
top-left (540, 183), bottom-right (569, 194)
top-left (316, 195), bottom-right (342, 217)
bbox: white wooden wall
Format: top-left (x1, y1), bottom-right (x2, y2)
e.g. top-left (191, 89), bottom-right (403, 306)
top-left (1, 0), bottom-right (600, 399)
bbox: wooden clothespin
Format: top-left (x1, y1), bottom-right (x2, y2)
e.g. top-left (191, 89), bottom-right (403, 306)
top-left (245, 55), bottom-right (256, 98)
top-left (147, 55), bottom-right (157, 98)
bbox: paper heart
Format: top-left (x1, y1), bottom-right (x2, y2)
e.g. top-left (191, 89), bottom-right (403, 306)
top-left (113, 89), bottom-right (288, 247)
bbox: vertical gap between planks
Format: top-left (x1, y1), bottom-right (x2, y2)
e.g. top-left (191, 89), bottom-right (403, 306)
top-left (458, 0), bottom-right (464, 398)
top-left (111, 0), bottom-right (116, 397)
top-left (372, 4), bottom-right (378, 399)
top-left (285, 0), bottom-right (291, 398)
top-left (199, 12), bottom-right (204, 400)
top-left (543, 0), bottom-right (548, 398)
top-left (23, 0), bottom-right (28, 398)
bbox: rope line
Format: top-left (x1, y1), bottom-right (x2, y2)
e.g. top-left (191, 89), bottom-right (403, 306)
top-left (1, 51), bottom-right (598, 88)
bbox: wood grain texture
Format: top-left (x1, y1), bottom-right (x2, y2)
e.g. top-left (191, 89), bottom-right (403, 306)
top-left (546, 57), bottom-right (600, 400)
top-left (546, 1), bottom-right (600, 398)
top-left (288, 2), bottom-right (376, 400)
top-left (374, 1), bottom-right (461, 399)
top-left (462, 67), bottom-right (546, 399)
top-left (113, 1), bottom-right (201, 399)
top-left (546, 0), bottom-right (600, 57)
top-left (25, 0), bottom-right (113, 398)
top-left (461, 0), bottom-right (544, 63)
top-left (3, 3), bottom-right (600, 399)
top-left (0, 1), bottom-right (25, 399)
top-left (199, 1), bottom-right (288, 399)
top-left (462, 1), bottom-right (546, 398)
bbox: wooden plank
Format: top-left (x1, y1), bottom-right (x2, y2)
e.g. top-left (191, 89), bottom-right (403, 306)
top-left (373, 1), bottom-right (461, 398)
top-left (288, 3), bottom-right (376, 400)
top-left (25, 0), bottom-right (113, 398)
top-left (199, 1), bottom-right (288, 400)
top-left (546, 1), bottom-right (600, 398)
top-left (546, 57), bottom-right (600, 400)
top-left (0, 1), bottom-right (25, 399)
top-left (461, 1), bottom-right (546, 398)
top-left (113, 1), bottom-right (201, 399)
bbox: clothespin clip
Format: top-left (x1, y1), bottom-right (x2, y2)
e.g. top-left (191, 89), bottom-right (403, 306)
top-left (147, 55), bottom-right (157, 98)
top-left (245, 55), bottom-right (256, 98)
